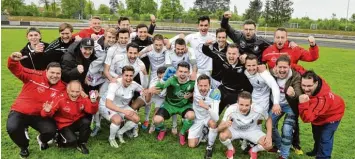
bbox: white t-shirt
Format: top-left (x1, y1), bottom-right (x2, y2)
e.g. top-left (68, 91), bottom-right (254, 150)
top-left (106, 78), bottom-right (143, 107)
top-left (105, 44), bottom-right (127, 66)
top-left (149, 77), bottom-right (166, 99)
top-left (184, 32), bottom-right (216, 71)
top-left (223, 104), bottom-right (268, 131)
top-left (276, 69), bottom-right (293, 105)
top-left (193, 88), bottom-right (220, 121)
top-left (165, 48), bottom-right (196, 69)
top-left (140, 45), bottom-right (167, 80)
top-left (245, 70), bottom-right (280, 108)
top-left (109, 54), bottom-right (145, 78)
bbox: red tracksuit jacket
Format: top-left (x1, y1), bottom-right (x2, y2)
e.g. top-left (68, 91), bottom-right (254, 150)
top-left (72, 28), bottom-right (105, 38)
top-left (41, 93), bottom-right (98, 130)
top-left (298, 79), bottom-right (345, 125)
top-left (262, 41), bottom-right (319, 74)
top-left (7, 57), bottom-right (66, 116)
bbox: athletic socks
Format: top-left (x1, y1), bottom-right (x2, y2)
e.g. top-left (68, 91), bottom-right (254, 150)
top-left (251, 144), bottom-right (265, 152)
top-left (118, 121), bottom-right (137, 135)
top-left (180, 119), bottom-right (193, 135)
top-left (94, 112), bottom-right (101, 127)
top-left (109, 123), bottom-right (120, 140)
top-left (144, 105), bottom-right (151, 121)
top-left (172, 115), bottom-right (177, 128)
top-left (221, 139), bottom-right (234, 150)
top-left (208, 128), bottom-right (218, 146)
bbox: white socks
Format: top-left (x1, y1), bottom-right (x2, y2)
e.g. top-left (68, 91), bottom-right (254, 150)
top-left (208, 128), bottom-right (218, 146)
top-left (145, 105), bottom-right (151, 121)
top-left (251, 144), bottom-right (265, 152)
top-left (172, 115), bottom-right (177, 128)
top-left (94, 112), bottom-right (101, 127)
top-left (221, 139), bottom-right (234, 150)
top-left (109, 123), bottom-right (120, 140)
top-left (117, 121), bottom-right (137, 135)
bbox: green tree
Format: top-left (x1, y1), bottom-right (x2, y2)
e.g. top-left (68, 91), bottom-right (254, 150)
top-left (159, 0), bottom-right (184, 21)
top-left (263, 0), bottom-right (271, 24)
top-left (84, 0), bottom-right (95, 18)
top-left (243, 0), bottom-right (263, 23)
top-left (39, 0), bottom-right (50, 12)
top-left (269, 0), bottom-right (294, 26)
top-left (233, 5), bottom-right (238, 15)
top-left (140, 0), bottom-right (157, 15)
top-left (351, 13), bottom-right (355, 23)
top-left (98, 4), bottom-right (110, 14)
top-left (1, 0), bottom-right (24, 15)
top-left (109, 0), bottom-right (118, 14)
top-left (126, 0), bottom-right (141, 14)
top-left (61, 0), bottom-right (84, 18)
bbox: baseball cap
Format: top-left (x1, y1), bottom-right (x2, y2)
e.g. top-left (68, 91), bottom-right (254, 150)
top-left (81, 38), bottom-right (94, 48)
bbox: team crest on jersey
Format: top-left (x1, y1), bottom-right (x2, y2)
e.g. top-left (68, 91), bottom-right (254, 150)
top-left (240, 41), bottom-right (246, 48)
top-left (50, 92), bottom-right (57, 98)
top-left (80, 104), bottom-right (84, 111)
top-left (63, 106), bottom-right (71, 112)
top-left (237, 68), bottom-right (243, 73)
top-left (254, 45), bottom-right (259, 52)
top-left (37, 86), bottom-right (45, 93)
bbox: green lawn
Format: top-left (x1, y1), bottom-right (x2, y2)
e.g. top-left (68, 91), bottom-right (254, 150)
top-left (1, 29), bottom-right (354, 159)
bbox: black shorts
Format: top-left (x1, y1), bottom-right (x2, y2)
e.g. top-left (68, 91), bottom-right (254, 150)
top-left (155, 107), bottom-right (194, 120)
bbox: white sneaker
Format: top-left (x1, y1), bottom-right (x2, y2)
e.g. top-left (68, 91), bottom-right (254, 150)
top-left (133, 126), bottom-right (139, 138)
top-left (109, 139), bottom-right (119, 148)
top-left (118, 134), bottom-right (126, 143)
top-left (148, 124), bottom-right (155, 134)
top-left (91, 126), bottom-right (101, 137)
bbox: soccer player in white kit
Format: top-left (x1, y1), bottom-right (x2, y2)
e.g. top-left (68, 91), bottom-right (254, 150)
top-left (218, 91), bottom-right (272, 159)
top-left (104, 66), bottom-right (150, 148)
top-left (170, 16), bottom-right (215, 77)
top-left (187, 74), bottom-right (221, 159)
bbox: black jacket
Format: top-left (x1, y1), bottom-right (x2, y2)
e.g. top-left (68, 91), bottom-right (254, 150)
top-left (61, 41), bottom-right (97, 85)
top-left (221, 16), bottom-right (272, 63)
top-left (132, 36), bottom-right (153, 52)
top-left (202, 44), bottom-right (252, 93)
top-left (20, 42), bottom-right (49, 70)
top-left (211, 42), bottom-right (229, 81)
top-left (44, 37), bottom-right (75, 63)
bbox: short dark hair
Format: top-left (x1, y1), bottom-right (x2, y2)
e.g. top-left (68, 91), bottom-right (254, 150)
top-left (126, 42), bottom-right (139, 52)
top-left (238, 91), bottom-right (252, 103)
top-left (276, 55), bottom-right (291, 66)
top-left (59, 23), bottom-right (73, 33)
top-left (122, 65), bottom-right (135, 74)
top-left (197, 74), bottom-right (210, 85)
top-left (227, 43), bottom-right (239, 50)
top-left (136, 24), bottom-right (148, 32)
top-left (157, 66), bottom-right (167, 75)
top-left (216, 28), bottom-right (226, 36)
top-left (245, 54), bottom-right (258, 62)
top-left (301, 70), bottom-right (319, 83)
top-left (117, 28), bottom-right (130, 38)
top-left (244, 19), bottom-right (256, 28)
top-left (175, 38), bottom-right (186, 46)
top-left (276, 27), bottom-right (287, 33)
top-left (153, 34), bottom-right (164, 42)
top-left (198, 16), bottom-right (210, 24)
top-left (27, 27), bottom-right (41, 35)
top-left (46, 62), bottom-right (61, 70)
top-left (177, 61), bottom-right (190, 71)
top-left (118, 16), bottom-right (130, 24)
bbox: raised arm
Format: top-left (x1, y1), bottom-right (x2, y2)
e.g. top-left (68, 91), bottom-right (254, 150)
top-left (220, 11), bottom-right (241, 43)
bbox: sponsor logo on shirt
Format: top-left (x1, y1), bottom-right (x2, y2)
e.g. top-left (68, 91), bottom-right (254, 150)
top-left (37, 87), bottom-right (45, 93)
top-left (63, 106), bottom-right (71, 112)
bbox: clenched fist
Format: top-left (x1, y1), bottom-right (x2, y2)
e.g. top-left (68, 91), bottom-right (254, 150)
top-left (308, 36), bottom-right (316, 46)
top-left (224, 11), bottom-right (232, 19)
top-left (286, 86), bottom-right (295, 97)
top-left (77, 65), bottom-right (84, 74)
top-left (10, 52), bottom-right (24, 61)
top-left (299, 94), bottom-right (310, 103)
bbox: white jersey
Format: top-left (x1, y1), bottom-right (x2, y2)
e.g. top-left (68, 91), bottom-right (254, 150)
top-left (140, 45), bottom-right (167, 80)
top-left (178, 32), bottom-right (216, 71)
top-left (165, 48), bottom-right (196, 69)
top-left (192, 88), bottom-right (220, 122)
top-left (130, 32), bottom-right (137, 42)
top-left (106, 78), bottom-right (143, 107)
top-left (105, 44), bottom-right (127, 66)
top-left (244, 70), bottom-right (280, 110)
top-left (223, 104), bottom-right (268, 131)
top-left (109, 54), bottom-right (145, 78)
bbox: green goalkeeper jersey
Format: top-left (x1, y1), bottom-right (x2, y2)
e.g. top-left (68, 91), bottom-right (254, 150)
top-left (156, 76), bottom-right (195, 108)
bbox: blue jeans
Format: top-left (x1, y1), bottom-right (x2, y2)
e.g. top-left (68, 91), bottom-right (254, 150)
top-left (312, 121), bottom-right (340, 159)
top-left (271, 104), bottom-right (296, 158)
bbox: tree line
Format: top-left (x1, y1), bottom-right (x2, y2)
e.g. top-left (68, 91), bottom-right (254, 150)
top-left (2, 0), bottom-right (355, 31)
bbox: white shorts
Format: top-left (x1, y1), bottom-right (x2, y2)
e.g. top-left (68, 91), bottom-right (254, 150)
top-left (99, 105), bottom-right (134, 121)
top-left (229, 127), bottom-right (265, 144)
top-left (151, 96), bottom-right (165, 108)
top-left (188, 117), bottom-right (211, 139)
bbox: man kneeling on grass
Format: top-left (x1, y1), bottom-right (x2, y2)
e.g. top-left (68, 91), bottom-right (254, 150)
top-left (41, 80), bottom-right (99, 154)
top-left (218, 91), bottom-right (272, 159)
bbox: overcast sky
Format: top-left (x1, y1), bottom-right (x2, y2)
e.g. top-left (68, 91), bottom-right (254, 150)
top-left (25, 0), bottom-right (354, 20)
